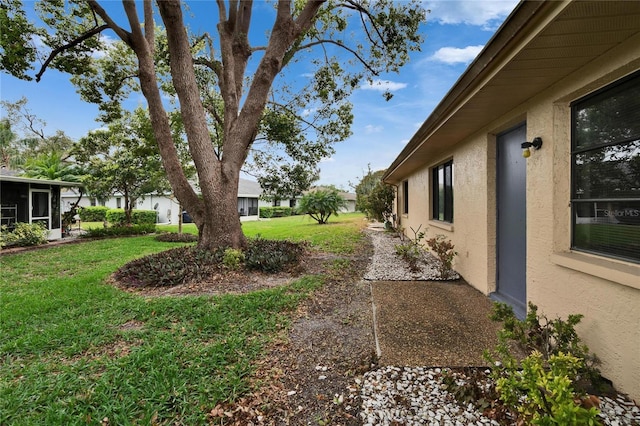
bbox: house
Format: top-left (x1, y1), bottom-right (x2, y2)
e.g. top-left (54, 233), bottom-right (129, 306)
top-left (1, 174), bottom-right (82, 240)
top-left (61, 178), bottom-right (270, 223)
top-left (384, 1), bottom-right (639, 400)
top-left (269, 188), bottom-right (358, 213)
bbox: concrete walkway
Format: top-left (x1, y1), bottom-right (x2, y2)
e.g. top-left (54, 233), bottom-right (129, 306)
top-left (370, 279), bottom-right (504, 367)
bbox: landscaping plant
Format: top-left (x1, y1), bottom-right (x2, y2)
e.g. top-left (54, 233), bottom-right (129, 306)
top-left (482, 302), bottom-right (604, 425)
top-left (394, 225), bottom-right (427, 272)
top-left (297, 188), bottom-right (347, 224)
top-left (426, 234), bottom-right (457, 278)
top-left (0, 222), bottom-right (48, 248)
top-left (223, 248), bottom-right (245, 270)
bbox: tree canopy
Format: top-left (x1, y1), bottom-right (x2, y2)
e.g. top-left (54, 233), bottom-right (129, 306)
top-left (74, 108), bottom-right (175, 225)
top-left (1, 0), bottom-right (426, 249)
top-left (355, 166), bottom-right (394, 222)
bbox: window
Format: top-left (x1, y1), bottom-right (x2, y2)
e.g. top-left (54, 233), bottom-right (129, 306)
top-left (403, 180), bottom-right (409, 214)
top-left (116, 197), bottom-right (122, 209)
top-left (432, 160), bottom-right (454, 223)
top-left (571, 71), bottom-right (640, 263)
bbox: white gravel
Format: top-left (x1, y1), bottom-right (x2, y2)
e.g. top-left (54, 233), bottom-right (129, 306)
top-left (353, 366), bottom-right (640, 426)
top-left (355, 225), bottom-right (640, 425)
top-left (364, 228), bottom-right (460, 281)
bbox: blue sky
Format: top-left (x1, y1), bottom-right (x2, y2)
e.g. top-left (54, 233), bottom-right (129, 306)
top-left (0, 1), bottom-right (519, 190)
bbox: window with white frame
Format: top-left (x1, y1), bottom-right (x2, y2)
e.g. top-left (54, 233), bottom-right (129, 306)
top-left (571, 71), bottom-right (640, 263)
top-left (432, 160), bottom-right (454, 223)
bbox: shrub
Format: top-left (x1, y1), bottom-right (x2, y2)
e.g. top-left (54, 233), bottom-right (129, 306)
top-left (154, 232), bottom-right (198, 243)
top-left (297, 188), bottom-right (347, 224)
top-left (245, 237), bottom-right (307, 272)
top-left (131, 210), bottom-right (157, 225)
top-left (394, 225), bottom-right (425, 272)
top-left (494, 351), bottom-right (600, 425)
top-left (481, 302), bottom-right (604, 425)
top-left (82, 224), bottom-right (156, 238)
top-left (105, 209), bottom-right (127, 226)
top-left (0, 222), bottom-right (48, 248)
top-left (114, 246), bottom-right (225, 288)
top-left (425, 234), bottom-right (457, 278)
top-left (223, 248), bottom-right (245, 270)
top-left (78, 206), bottom-right (109, 222)
top-left (259, 206), bottom-right (294, 218)
top-left (259, 208), bottom-right (274, 218)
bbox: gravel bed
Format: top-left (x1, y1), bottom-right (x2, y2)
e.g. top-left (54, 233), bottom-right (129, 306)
top-left (354, 366), bottom-right (640, 426)
top-left (357, 225), bottom-right (640, 425)
top-left (364, 228), bottom-right (459, 281)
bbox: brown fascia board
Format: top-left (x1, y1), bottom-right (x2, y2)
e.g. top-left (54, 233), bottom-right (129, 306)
top-left (383, 0), bottom-right (556, 183)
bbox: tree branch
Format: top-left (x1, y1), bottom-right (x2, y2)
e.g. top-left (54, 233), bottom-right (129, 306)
top-left (87, 1), bottom-right (132, 45)
top-left (143, 0), bottom-right (155, 55)
top-left (297, 39), bottom-right (378, 75)
top-left (35, 24), bottom-right (109, 82)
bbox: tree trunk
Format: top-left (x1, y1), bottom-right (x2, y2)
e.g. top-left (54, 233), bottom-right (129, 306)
top-left (196, 168), bottom-right (246, 250)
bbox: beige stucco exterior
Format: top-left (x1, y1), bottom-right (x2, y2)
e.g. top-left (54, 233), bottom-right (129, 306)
top-left (385, 1), bottom-right (640, 400)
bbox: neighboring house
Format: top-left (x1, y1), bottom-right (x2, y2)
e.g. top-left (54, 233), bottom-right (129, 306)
top-left (61, 178), bottom-right (270, 223)
top-left (384, 1), bottom-right (639, 400)
top-left (1, 174), bottom-right (82, 241)
top-left (339, 191), bottom-right (357, 213)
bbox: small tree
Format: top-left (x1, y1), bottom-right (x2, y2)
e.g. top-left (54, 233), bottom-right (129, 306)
top-left (354, 167), bottom-right (394, 222)
top-left (74, 108), bottom-right (171, 225)
top-left (297, 188), bottom-right (346, 225)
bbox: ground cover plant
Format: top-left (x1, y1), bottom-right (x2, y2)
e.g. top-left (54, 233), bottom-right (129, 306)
top-left (0, 214), bottom-right (368, 424)
top-left (443, 302), bottom-right (613, 425)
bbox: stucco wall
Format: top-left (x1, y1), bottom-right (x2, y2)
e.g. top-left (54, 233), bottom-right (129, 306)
top-left (398, 34), bottom-right (640, 398)
top-left (523, 35), bottom-right (640, 399)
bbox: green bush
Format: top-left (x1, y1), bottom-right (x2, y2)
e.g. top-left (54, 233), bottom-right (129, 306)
top-left (426, 234), bottom-right (457, 278)
top-left (223, 248), bottom-right (245, 270)
top-left (1, 222), bottom-right (48, 248)
top-left (131, 210), bottom-right (157, 225)
top-left (154, 232), bottom-right (198, 243)
top-left (482, 303), bottom-right (604, 425)
top-left (105, 209), bottom-right (127, 226)
top-left (297, 188), bottom-right (347, 224)
top-left (82, 224), bottom-right (156, 238)
top-left (78, 206), bottom-right (109, 222)
top-left (258, 206), bottom-right (293, 218)
top-left (495, 351), bottom-right (600, 425)
top-left (274, 206), bottom-right (293, 217)
top-left (114, 246), bottom-right (225, 288)
top-left (259, 208), bottom-right (274, 218)
top-left (245, 237), bottom-right (307, 273)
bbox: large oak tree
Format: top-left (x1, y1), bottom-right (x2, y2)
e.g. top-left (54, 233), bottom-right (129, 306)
top-left (1, 0), bottom-right (425, 249)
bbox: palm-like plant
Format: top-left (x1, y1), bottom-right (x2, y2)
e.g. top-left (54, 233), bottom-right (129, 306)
top-left (21, 152), bottom-right (82, 183)
top-left (297, 188), bottom-right (347, 224)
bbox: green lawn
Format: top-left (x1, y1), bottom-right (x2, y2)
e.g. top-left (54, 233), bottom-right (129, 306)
top-left (0, 213), bottom-right (366, 425)
top-left (158, 212), bottom-right (367, 254)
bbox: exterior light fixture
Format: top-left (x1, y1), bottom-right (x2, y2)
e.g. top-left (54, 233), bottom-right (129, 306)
top-left (521, 137), bottom-right (543, 158)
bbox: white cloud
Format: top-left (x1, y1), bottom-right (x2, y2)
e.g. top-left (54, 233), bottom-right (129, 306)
top-left (360, 79), bottom-right (408, 92)
top-left (426, 1), bottom-right (518, 29)
top-left (320, 157), bottom-right (335, 163)
top-left (431, 45), bottom-right (484, 64)
top-left (364, 124), bottom-right (383, 134)
top-left (302, 107), bottom-right (317, 117)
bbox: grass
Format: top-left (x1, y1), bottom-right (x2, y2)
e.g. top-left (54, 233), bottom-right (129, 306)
top-left (158, 212), bottom-right (368, 254)
top-left (0, 213), bottom-right (367, 424)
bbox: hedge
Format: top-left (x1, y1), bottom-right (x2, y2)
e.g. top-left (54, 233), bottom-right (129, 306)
top-left (105, 209), bottom-right (157, 225)
top-left (259, 206), bottom-right (294, 218)
top-left (78, 206), bottom-right (109, 222)
top-left (131, 210), bottom-right (157, 225)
